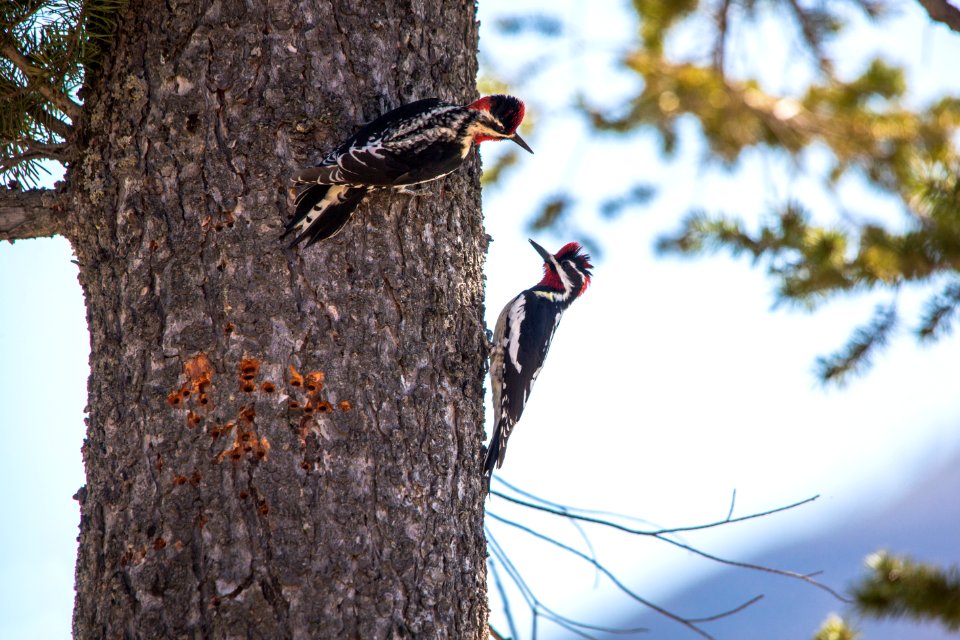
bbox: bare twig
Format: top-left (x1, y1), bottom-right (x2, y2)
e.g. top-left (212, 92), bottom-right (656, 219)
top-left (725, 489), bottom-right (737, 521)
top-left (687, 594), bottom-right (764, 623)
top-left (489, 486), bottom-right (820, 536)
top-left (488, 486), bottom-right (850, 600)
top-left (489, 558), bottom-right (519, 640)
top-left (489, 531), bottom-right (605, 640)
top-left (0, 42), bottom-right (83, 120)
top-left (486, 528), bottom-right (650, 638)
top-left (652, 525), bottom-right (850, 601)
top-left (488, 513), bottom-right (768, 639)
top-left (495, 476), bottom-right (661, 528)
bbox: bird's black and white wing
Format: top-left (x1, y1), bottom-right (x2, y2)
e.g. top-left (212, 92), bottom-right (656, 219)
top-left (293, 98), bottom-right (470, 187)
top-left (485, 292), bottom-right (561, 477)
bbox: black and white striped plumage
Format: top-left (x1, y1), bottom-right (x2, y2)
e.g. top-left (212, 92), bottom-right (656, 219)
top-left (484, 239), bottom-right (593, 489)
top-left (285, 95), bottom-right (532, 247)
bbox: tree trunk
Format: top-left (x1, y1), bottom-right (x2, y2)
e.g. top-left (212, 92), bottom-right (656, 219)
top-left (66, 1), bottom-right (488, 637)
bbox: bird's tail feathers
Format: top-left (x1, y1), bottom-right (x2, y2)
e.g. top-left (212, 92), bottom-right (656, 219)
top-left (283, 184), bottom-right (368, 247)
top-left (482, 422), bottom-right (506, 494)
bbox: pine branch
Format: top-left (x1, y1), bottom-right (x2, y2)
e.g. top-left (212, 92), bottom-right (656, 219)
top-left (813, 613), bottom-right (860, 640)
top-left (0, 186), bottom-right (64, 241)
top-left (0, 40), bottom-right (82, 121)
top-left (1, 140), bottom-right (68, 169)
top-left (0, 73), bottom-right (74, 141)
top-left (915, 0), bottom-right (960, 33)
top-left (815, 303), bottom-right (898, 384)
top-left (784, 0), bottom-right (836, 78)
top-left (854, 552), bottom-right (960, 631)
top-left (25, 101), bottom-right (73, 139)
top-left (917, 281), bottom-right (960, 341)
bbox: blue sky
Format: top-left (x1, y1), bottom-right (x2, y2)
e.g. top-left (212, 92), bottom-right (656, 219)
top-left (2, 1), bottom-right (960, 638)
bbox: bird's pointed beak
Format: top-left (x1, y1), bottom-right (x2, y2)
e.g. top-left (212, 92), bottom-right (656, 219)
top-left (510, 132), bottom-right (534, 154)
top-left (529, 239), bottom-right (552, 263)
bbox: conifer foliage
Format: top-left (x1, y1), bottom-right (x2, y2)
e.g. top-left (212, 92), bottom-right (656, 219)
top-left (618, 1), bottom-right (960, 384)
top-left (0, 0), bottom-right (124, 186)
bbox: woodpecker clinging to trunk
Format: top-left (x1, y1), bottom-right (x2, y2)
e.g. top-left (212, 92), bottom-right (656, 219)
top-left (285, 95), bottom-right (532, 247)
top-left (484, 239), bottom-right (593, 490)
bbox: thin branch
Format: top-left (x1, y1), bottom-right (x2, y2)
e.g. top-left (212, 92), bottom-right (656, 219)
top-left (489, 489), bottom-right (849, 601)
top-left (494, 476), bottom-right (662, 529)
top-left (27, 104), bottom-right (73, 139)
top-left (816, 303), bottom-right (898, 384)
top-left (917, 281), bottom-right (960, 341)
top-left (486, 528), bottom-right (650, 638)
top-left (915, 0), bottom-right (960, 33)
top-left (0, 187), bottom-right (64, 241)
top-left (489, 532), bottom-right (618, 640)
top-left (1, 142), bottom-right (69, 171)
top-left (0, 41), bottom-right (82, 120)
top-left (489, 531), bottom-right (596, 639)
top-left (488, 512), bottom-right (767, 639)
top-left (490, 487), bottom-right (820, 536)
top-left (489, 558), bottom-right (519, 640)
top-left (687, 595), bottom-right (764, 623)
top-left (725, 489), bottom-right (737, 521)
top-left (0, 74), bottom-right (74, 140)
top-left (4, 3), bottom-right (44, 30)
top-left (486, 532), bottom-right (540, 622)
top-left (651, 524), bottom-right (850, 602)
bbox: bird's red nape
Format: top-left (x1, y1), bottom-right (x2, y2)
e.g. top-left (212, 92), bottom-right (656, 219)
top-left (468, 96), bottom-right (493, 112)
top-left (468, 96), bottom-right (495, 144)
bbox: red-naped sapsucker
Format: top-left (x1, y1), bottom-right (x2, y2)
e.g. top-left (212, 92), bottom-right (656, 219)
top-left (286, 95), bottom-right (531, 247)
top-left (484, 239), bottom-right (593, 489)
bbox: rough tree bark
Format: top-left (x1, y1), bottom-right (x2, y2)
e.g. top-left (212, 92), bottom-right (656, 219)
top-left (61, 1), bottom-right (489, 637)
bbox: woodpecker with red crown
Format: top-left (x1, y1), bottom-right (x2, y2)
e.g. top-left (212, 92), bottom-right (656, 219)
top-left (484, 239), bottom-right (593, 489)
top-left (285, 95), bottom-right (532, 247)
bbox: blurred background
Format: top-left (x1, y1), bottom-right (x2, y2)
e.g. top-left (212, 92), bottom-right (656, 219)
top-left (477, 0), bottom-right (960, 638)
top-left (2, 0), bottom-right (960, 638)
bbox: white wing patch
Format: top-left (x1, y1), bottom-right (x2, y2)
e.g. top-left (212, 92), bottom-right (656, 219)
top-left (506, 296), bottom-right (526, 373)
